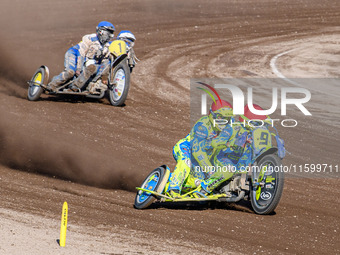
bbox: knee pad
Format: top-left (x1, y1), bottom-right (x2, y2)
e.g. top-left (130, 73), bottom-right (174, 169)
top-left (64, 70), bottom-right (75, 79)
top-left (86, 64), bottom-right (97, 75)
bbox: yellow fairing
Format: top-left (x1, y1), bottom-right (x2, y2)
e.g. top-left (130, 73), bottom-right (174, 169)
top-left (109, 40), bottom-right (127, 57)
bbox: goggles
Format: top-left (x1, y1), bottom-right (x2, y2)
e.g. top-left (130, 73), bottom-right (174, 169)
top-left (210, 110), bottom-right (231, 120)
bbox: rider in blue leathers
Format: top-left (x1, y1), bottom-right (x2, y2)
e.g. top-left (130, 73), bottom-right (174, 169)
top-left (47, 44), bottom-right (83, 91)
top-left (47, 21), bottom-right (115, 92)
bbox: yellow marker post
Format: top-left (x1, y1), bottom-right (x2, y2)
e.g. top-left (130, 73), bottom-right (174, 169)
top-left (59, 201), bottom-right (68, 247)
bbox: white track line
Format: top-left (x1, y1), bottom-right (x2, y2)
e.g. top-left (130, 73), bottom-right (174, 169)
top-left (270, 49), bottom-right (300, 86)
top-left (270, 48), bottom-right (340, 99)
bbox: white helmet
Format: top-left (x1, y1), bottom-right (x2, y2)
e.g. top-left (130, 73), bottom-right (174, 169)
top-left (117, 30), bottom-right (136, 48)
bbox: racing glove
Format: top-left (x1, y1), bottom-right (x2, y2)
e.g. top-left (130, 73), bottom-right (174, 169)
top-left (95, 44), bottom-right (110, 60)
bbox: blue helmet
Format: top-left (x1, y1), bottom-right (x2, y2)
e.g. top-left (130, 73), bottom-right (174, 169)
top-left (96, 21), bottom-right (115, 44)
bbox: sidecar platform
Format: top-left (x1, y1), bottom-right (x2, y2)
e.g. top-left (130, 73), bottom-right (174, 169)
top-left (136, 187), bottom-right (229, 202)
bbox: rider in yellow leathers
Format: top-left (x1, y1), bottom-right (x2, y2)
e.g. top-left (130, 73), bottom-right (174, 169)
top-left (168, 100), bottom-right (251, 197)
top-left (169, 101), bottom-right (280, 197)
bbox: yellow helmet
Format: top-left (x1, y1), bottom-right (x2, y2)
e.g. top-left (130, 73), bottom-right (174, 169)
top-left (208, 100), bottom-right (233, 131)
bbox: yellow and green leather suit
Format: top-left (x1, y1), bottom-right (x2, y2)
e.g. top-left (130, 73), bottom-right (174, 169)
top-left (169, 116), bottom-right (251, 193)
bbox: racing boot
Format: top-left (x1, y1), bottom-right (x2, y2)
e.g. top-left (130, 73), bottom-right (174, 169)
top-left (195, 174), bottom-right (230, 197)
top-left (87, 80), bottom-right (108, 94)
top-left (196, 162), bottom-right (235, 196)
top-left (46, 82), bottom-right (58, 92)
top-left (168, 172), bottom-right (183, 199)
top-left (47, 69), bottom-right (75, 92)
top-left (169, 189), bottom-right (181, 199)
top-left (70, 64), bottom-right (97, 91)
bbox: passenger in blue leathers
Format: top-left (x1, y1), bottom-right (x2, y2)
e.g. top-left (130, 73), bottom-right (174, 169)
top-left (117, 30), bottom-right (136, 50)
top-left (117, 30), bottom-right (137, 70)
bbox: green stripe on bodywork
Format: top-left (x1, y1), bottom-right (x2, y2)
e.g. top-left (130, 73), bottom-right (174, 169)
top-left (256, 186), bottom-right (261, 200)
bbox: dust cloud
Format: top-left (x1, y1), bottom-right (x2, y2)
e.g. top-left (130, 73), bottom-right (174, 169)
top-left (0, 111), bottom-right (139, 191)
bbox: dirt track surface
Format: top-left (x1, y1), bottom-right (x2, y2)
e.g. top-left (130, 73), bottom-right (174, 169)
top-left (0, 0), bottom-right (339, 254)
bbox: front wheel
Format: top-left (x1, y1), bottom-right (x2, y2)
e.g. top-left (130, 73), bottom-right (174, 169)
top-left (28, 67), bottom-right (46, 101)
top-left (108, 60), bottom-right (130, 106)
top-left (134, 166), bottom-right (170, 209)
top-left (250, 154), bottom-right (284, 215)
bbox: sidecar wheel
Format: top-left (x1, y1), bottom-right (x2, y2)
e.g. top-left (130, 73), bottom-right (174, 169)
top-left (134, 166), bottom-right (170, 209)
top-left (28, 67), bottom-right (45, 101)
top-left (250, 154), bottom-right (284, 215)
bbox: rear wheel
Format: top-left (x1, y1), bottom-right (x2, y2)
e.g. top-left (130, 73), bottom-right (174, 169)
top-left (108, 60), bottom-right (130, 106)
top-left (250, 154), bottom-right (284, 215)
top-left (134, 166), bottom-right (170, 209)
top-left (28, 67), bottom-right (45, 101)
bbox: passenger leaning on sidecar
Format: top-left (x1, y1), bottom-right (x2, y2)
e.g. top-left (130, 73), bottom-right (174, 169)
top-left (47, 21), bottom-right (115, 92)
top-left (117, 30), bottom-right (137, 70)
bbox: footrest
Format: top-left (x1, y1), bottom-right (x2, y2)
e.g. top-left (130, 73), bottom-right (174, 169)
top-left (136, 187), bottom-right (173, 200)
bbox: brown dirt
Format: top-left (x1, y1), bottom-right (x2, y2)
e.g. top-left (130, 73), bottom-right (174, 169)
top-left (0, 0), bottom-right (339, 254)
